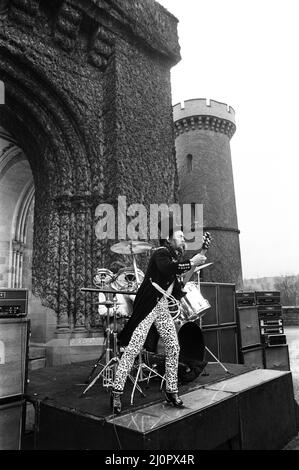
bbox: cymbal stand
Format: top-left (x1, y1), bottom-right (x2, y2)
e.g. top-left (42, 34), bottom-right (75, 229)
top-left (84, 292), bottom-right (111, 384)
top-left (81, 297), bottom-right (115, 394)
top-left (81, 294), bottom-right (145, 397)
top-left (130, 351), bottom-right (165, 405)
top-left (204, 345), bottom-right (229, 373)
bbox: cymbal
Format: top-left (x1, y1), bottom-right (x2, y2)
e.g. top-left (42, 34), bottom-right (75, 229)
top-left (81, 287), bottom-right (137, 295)
top-left (110, 240), bottom-right (152, 255)
top-left (96, 301), bottom-right (123, 306)
top-left (194, 262), bottom-right (214, 273)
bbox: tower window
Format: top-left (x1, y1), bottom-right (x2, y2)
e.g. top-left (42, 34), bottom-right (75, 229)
top-left (191, 202), bottom-right (196, 226)
top-left (187, 154), bottom-right (193, 172)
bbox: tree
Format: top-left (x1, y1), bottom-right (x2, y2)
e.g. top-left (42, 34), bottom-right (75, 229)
top-left (273, 275), bottom-right (299, 306)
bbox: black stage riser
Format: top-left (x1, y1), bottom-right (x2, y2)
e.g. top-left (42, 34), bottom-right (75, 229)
top-left (34, 371), bottom-right (297, 450)
top-left (236, 373), bottom-right (296, 449)
top-left (0, 400), bottom-right (25, 450)
top-left (36, 398), bottom-right (239, 450)
top-left (105, 399), bottom-right (239, 450)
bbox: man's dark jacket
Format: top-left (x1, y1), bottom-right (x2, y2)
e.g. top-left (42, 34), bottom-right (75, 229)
top-left (118, 245), bottom-right (191, 347)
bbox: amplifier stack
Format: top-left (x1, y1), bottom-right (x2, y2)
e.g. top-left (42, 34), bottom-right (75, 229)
top-left (0, 289), bottom-right (29, 450)
top-left (256, 292), bottom-right (287, 348)
top-left (0, 289), bottom-right (28, 318)
top-left (236, 290), bottom-right (290, 371)
top-left (235, 292), bottom-right (255, 307)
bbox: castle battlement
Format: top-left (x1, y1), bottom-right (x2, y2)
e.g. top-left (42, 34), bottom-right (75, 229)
top-left (173, 98), bottom-right (235, 125)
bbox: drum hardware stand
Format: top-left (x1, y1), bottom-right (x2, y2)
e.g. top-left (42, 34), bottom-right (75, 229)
top-left (85, 271), bottom-right (117, 384)
top-left (80, 294), bottom-right (145, 398)
top-left (83, 291), bottom-right (112, 384)
top-left (130, 350), bottom-right (165, 405)
top-left (198, 315), bottom-right (230, 374)
top-left (84, 348), bottom-right (105, 385)
top-left (204, 345), bottom-right (229, 373)
top-left (193, 272), bottom-right (229, 375)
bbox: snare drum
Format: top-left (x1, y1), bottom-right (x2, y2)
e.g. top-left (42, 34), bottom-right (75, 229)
top-left (114, 293), bottom-right (135, 318)
top-left (175, 282), bottom-right (210, 326)
top-left (97, 293), bottom-right (135, 319)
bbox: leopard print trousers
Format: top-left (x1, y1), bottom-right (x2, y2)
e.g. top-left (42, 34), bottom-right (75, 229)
top-left (113, 297), bottom-right (180, 393)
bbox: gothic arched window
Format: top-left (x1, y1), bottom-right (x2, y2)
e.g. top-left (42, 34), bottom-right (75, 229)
top-left (187, 154), bottom-right (193, 172)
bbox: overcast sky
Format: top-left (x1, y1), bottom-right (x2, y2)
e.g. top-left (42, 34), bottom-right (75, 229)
top-left (158, 0), bottom-right (299, 279)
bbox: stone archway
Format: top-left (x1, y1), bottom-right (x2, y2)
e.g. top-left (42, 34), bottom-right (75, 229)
top-left (0, 128), bottom-right (49, 344)
top-left (11, 179), bottom-right (34, 290)
top-left (0, 126), bottom-right (34, 289)
top-left (0, 55), bottom-right (102, 340)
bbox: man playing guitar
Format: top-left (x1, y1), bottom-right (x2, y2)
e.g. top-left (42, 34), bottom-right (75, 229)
top-left (111, 219), bottom-right (208, 414)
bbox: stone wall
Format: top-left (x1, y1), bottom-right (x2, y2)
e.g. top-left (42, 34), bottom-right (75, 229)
top-left (282, 307), bottom-right (299, 326)
top-left (0, 1), bottom-right (180, 359)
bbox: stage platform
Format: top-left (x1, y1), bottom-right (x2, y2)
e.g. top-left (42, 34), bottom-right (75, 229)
top-left (24, 360), bottom-right (297, 450)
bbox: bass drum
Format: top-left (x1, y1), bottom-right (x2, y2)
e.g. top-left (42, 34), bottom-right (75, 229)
top-left (144, 321), bottom-right (207, 383)
top-left (177, 321), bottom-right (205, 363)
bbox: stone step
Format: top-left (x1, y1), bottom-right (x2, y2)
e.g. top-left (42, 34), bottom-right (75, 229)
top-left (29, 346), bottom-right (46, 360)
top-left (28, 344), bottom-right (46, 370)
top-left (29, 357), bottom-right (46, 371)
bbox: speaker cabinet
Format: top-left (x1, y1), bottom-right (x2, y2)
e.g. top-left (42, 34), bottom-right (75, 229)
top-left (218, 284), bottom-right (236, 324)
top-left (0, 318), bottom-right (30, 400)
top-left (203, 326), bottom-right (238, 363)
top-left (201, 283), bottom-right (238, 363)
top-left (237, 306), bottom-right (261, 349)
top-left (200, 283), bottom-right (218, 326)
top-left (219, 327), bottom-right (238, 363)
top-left (201, 283), bottom-right (236, 327)
top-left (240, 346), bottom-right (264, 369)
top-left (264, 345), bottom-right (290, 371)
top-left (0, 400), bottom-right (24, 450)
top-left (202, 329), bottom-right (219, 361)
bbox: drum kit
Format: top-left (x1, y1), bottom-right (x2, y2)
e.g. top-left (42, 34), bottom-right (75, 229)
top-left (81, 240), bottom-right (153, 400)
top-left (80, 239), bottom-right (228, 400)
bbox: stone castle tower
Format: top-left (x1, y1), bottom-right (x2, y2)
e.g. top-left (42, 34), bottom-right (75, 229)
top-left (173, 98), bottom-right (243, 288)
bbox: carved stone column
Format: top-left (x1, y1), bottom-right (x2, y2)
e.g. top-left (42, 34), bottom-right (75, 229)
top-left (72, 196), bottom-right (89, 338)
top-left (55, 196), bottom-right (72, 338)
top-left (11, 239), bottom-right (24, 288)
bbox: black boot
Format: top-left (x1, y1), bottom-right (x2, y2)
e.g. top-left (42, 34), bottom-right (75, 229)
top-left (164, 391), bottom-right (184, 407)
top-left (110, 390), bottom-right (122, 414)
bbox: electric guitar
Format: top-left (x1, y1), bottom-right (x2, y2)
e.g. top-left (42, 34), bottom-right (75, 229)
top-left (182, 232), bottom-right (212, 285)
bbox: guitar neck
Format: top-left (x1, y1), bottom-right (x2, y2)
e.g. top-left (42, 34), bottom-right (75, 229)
top-left (182, 247), bottom-right (207, 285)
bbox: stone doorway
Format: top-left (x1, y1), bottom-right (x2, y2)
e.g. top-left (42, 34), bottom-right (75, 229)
top-left (0, 126), bottom-right (34, 291)
top-left (0, 126), bottom-right (57, 351)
